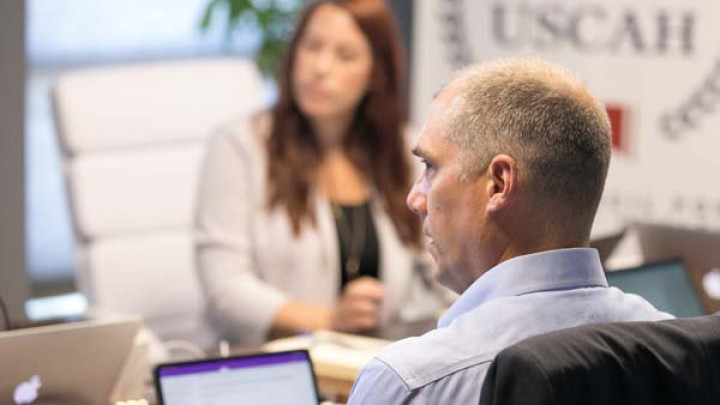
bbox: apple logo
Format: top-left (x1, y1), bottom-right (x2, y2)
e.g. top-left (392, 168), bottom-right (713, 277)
top-left (13, 375), bottom-right (41, 405)
top-left (702, 268), bottom-right (720, 300)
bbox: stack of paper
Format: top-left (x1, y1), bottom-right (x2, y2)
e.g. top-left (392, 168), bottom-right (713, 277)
top-left (263, 331), bottom-right (390, 382)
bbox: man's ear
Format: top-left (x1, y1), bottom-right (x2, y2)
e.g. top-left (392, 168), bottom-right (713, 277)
top-left (485, 154), bottom-right (517, 213)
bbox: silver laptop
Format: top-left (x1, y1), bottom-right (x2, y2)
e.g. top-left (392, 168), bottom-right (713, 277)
top-left (0, 316), bottom-right (141, 405)
top-left (635, 223), bottom-right (720, 314)
top-left (154, 350), bottom-right (320, 405)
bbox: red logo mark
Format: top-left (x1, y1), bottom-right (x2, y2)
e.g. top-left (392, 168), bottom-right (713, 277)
top-left (606, 104), bottom-right (628, 154)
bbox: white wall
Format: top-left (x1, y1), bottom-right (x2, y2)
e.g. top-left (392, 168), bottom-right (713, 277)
top-left (0, 0), bottom-right (30, 323)
top-left (412, 0), bottom-right (720, 233)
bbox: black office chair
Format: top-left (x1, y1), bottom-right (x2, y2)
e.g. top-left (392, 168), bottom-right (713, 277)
top-left (479, 316), bottom-right (720, 405)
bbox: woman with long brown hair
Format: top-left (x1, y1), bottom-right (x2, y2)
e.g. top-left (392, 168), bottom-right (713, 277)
top-left (195, 0), bottom-right (447, 345)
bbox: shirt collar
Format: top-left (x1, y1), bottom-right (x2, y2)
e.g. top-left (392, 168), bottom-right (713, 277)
top-left (438, 248), bottom-right (608, 328)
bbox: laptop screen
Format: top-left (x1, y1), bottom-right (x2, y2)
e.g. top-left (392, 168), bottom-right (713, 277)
top-left (155, 350), bottom-right (319, 405)
top-left (605, 259), bottom-right (706, 318)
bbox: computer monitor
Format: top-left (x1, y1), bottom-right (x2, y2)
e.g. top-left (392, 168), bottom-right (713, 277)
top-left (0, 316), bottom-right (141, 405)
top-left (589, 229), bottom-right (626, 265)
top-left (154, 350), bottom-right (320, 405)
top-left (635, 223), bottom-right (720, 314)
top-left (605, 259), bottom-right (707, 318)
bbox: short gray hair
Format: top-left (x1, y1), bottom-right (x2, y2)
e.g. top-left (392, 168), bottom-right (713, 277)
top-left (442, 58), bottom-right (611, 221)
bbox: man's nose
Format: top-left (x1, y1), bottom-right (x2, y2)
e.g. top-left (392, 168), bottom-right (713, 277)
top-left (406, 178), bottom-right (427, 214)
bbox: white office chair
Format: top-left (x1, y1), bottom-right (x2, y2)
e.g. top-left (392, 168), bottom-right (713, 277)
top-left (52, 59), bottom-right (264, 347)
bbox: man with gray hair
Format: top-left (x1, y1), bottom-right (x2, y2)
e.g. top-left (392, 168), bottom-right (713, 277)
top-left (347, 58), bottom-right (670, 404)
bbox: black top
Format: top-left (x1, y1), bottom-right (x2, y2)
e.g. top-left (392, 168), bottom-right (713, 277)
top-left (332, 201), bottom-right (380, 291)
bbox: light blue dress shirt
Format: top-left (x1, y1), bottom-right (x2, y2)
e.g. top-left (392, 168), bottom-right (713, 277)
top-left (347, 248), bottom-right (672, 405)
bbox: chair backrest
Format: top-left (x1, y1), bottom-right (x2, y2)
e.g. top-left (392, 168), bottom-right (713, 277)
top-left (480, 315), bottom-right (720, 405)
top-left (52, 59), bottom-right (263, 346)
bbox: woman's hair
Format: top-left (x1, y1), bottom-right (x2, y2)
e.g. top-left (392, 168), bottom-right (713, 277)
top-left (266, 0), bottom-right (421, 247)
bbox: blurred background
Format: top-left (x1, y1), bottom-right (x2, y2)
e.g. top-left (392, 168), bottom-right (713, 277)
top-left (4, 3), bottom-right (720, 402)
top-left (3, 0), bottom-right (720, 327)
top-left (1, 0), bottom-right (414, 324)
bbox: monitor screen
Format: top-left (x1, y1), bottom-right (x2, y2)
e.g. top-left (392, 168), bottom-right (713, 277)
top-left (155, 350), bottom-right (319, 405)
top-left (606, 259), bottom-right (706, 318)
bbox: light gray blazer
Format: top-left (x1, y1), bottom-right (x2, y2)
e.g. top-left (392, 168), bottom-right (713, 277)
top-left (194, 115), bottom-right (448, 345)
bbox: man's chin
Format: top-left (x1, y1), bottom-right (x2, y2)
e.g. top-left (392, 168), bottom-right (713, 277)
top-left (436, 267), bottom-right (465, 295)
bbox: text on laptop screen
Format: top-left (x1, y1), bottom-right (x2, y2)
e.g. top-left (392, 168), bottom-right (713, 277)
top-left (156, 351), bottom-right (318, 405)
top-left (605, 260), bottom-right (706, 318)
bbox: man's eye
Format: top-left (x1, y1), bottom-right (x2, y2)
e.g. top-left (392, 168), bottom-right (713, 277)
top-left (422, 160), bottom-right (435, 172)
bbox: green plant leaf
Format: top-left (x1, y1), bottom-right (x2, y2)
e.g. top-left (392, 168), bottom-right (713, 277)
top-left (224, 0), bottom-right (254, 40)
top-left (200, 0), bottom-right (226, 31)
top-left (199, 2), bottom-right (214, 30)
top-left (201, 0), bottom-right (304, 77)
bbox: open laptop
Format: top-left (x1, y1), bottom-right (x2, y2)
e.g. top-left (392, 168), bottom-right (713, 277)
top-left (0, 316), bottom-right (141, 405)
top-left (605, 258), bottom-right (707, 318)
top-left (635, 223), bottom-right (720, 314)
top-left (154, 350), bottom-right (320, 405)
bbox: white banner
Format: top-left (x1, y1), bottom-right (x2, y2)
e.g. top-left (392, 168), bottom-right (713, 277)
top-left (412, 0), bottom-right (720, 232)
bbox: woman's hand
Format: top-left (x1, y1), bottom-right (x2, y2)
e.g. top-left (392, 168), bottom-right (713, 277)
top-left (331, 277), bottom-right (384, 332)
top-left (271, 277), bottom-right (384, 336)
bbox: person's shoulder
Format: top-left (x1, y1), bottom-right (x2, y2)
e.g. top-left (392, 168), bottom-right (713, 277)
top-left (351, 343), bottom-right (492, 405)
top-left (375, 325), bottom-right (497, 390)
top-left (209, 110), bottom-right (271, 155)
top-left (348, 358), bottom-right (412, 405)
top-left (603, 286), bottom-right (675, 320)
top-left (249, 110), bottom-right (272, 141)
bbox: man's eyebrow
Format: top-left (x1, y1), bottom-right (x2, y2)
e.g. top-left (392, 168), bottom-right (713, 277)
top-left (411, 146), bottom-right (425, 158)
